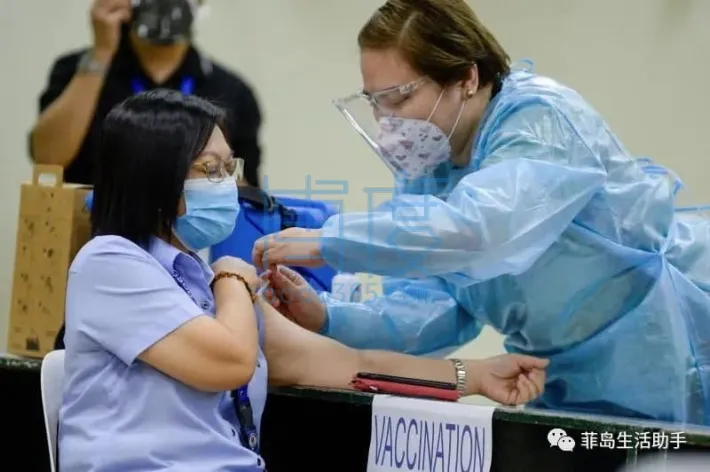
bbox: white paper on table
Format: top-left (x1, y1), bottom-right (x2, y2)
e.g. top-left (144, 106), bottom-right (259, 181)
top-left (367, 395), bottom-right (494, 472)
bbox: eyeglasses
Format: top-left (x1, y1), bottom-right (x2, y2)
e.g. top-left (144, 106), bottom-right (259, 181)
top-left (360, 78), bottom-right (427, 114)
top-left (192, 157), bottom-right (244, 183)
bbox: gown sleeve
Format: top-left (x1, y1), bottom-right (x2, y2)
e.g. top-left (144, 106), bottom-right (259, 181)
top-left (319, 103), bottom-right (607, 281)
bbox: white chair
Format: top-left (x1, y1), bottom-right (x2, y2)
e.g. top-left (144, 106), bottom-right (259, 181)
top-left (40, 349), bottom-right (66, 472)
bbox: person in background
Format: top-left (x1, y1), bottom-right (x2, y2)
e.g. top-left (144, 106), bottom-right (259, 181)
top-left (30, 0), bottom-right (262, 187)
top-left (31, 0), bottom-right (263, 351)
top-left (254, 0), bottom-right (710, 425)
top-left (58, 89), bottom-right (548, 471)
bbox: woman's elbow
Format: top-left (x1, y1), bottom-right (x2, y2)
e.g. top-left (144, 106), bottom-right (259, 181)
top-left (161, 344), bottom-right (259, 393)
top-left (201, 347), bottom-right (258, 392)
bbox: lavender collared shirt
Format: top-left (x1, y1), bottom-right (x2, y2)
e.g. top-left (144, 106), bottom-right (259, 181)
top-left (59, 235), bottom-right (268, 471)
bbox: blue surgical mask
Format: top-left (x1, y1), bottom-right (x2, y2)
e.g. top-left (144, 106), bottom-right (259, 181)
top-left (173, 178), bottom-right (240, 251)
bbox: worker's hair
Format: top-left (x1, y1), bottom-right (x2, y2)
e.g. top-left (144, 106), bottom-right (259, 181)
top-left (358, 0), bottom-right (510, 87)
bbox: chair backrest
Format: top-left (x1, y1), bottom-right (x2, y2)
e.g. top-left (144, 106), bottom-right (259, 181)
top-left (40, 349), bottom-right (66, 472)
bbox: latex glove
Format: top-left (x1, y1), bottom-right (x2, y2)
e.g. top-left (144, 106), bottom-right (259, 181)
top-left (252, 227), bottom-right (324, 271)
top-left (261, 265), bottom-right (327, 333)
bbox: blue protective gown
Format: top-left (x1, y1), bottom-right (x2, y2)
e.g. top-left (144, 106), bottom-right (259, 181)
top-left (318, 66), bottom-right (710, 425)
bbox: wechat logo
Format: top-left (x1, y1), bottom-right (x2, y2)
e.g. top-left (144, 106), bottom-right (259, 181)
top-left (548, 428), bottom-right (576, 452)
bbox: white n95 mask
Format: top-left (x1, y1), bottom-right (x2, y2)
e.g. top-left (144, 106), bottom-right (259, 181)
top-left (374, 115), bottom-right (452, 179)
top-left (334, 87), bottom-right (465, 180)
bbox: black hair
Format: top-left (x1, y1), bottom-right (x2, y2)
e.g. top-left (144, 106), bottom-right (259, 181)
top-left (91, 88), bottom-right (226, 247)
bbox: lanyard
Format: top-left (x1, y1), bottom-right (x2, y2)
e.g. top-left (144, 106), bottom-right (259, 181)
top-left (171, 270), bottom-right (261, 455)
top-left (130, 76), bottom-right (195, 95)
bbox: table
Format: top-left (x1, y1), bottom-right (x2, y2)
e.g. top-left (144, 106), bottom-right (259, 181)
top-left (2, 355), bottom-right (709, 471)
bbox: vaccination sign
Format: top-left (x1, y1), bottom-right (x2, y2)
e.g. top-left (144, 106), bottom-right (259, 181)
top-left (367, 396), bottom-right (494, 472)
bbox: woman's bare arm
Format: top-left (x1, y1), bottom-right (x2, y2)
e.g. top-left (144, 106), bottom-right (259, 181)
top-left (261, 300), bottom-right (547, 403)
top-left (140, 278), bottom-right (258, 392)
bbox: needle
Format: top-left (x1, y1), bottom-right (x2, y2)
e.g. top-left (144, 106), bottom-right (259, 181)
top-left (256, 281), bottom-right (270, 297)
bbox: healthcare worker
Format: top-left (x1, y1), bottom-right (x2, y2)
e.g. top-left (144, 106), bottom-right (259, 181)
top-left (253, 0), bottom-right (710, 425)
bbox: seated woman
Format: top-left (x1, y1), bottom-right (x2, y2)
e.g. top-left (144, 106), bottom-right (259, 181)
top-left (59, 89), bottom-right (548, 472)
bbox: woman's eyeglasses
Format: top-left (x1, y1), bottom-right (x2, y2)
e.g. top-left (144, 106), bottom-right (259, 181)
top-left (193, 157), bottom-right (244, 183)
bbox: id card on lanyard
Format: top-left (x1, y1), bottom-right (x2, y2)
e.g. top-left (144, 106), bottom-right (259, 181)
top-left (170, 270), bottom-right (260, 455)
top-left (130, 76), bottom-right (196, 96)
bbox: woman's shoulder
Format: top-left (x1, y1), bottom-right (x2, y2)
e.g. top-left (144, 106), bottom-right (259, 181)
top-left (503, 70), bottom-right (583, 102)
top-left (477, 71), bottom-right (606, 145)
top-left (493, 70), bottom-right (599, 125)
top-left (70, 235), bottom-right (156, 274)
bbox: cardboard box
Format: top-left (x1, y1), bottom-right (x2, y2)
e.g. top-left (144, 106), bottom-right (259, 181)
top-left (7, 165), bottom-right (92, 358)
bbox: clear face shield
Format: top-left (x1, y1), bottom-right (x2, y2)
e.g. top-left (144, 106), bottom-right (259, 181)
top-left (333, 78), bottom-right (464, 181)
